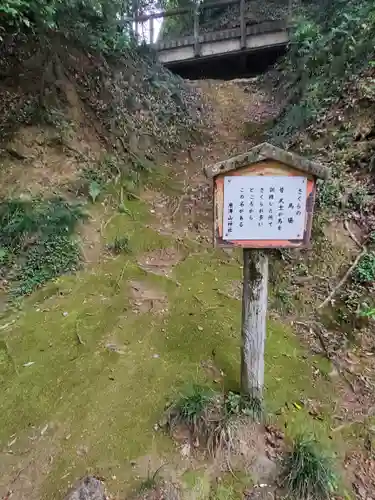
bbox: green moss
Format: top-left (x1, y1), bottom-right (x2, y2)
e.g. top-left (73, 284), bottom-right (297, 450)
top-left (181, 469), bottom-right (211, 497)
top-left (0, 197), bottom-right (352, 498)
top-left (214, 472), bottom-right (253, 499)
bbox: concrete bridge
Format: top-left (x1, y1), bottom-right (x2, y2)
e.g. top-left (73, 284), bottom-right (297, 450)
top-left (128, 0), bottom-right (290, 69)
top-left (157, 20), bottom-right (288, 66)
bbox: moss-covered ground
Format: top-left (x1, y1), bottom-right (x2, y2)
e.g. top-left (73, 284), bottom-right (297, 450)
top-left (0, 192), bottom-right (356, 499)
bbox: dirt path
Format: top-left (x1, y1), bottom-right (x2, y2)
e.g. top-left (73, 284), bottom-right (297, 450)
top-left (144, 78), bottom-right (281, 243)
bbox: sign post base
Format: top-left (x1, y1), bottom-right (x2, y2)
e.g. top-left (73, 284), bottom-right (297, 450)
top-left (240, 248), bottom-right (268, 400)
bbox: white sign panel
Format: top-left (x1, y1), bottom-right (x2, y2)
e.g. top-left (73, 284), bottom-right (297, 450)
top-left (223, 176), bottom-right (307, 241)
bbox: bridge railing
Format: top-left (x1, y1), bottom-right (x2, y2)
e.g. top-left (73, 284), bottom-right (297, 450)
top-left (123, 0), bottom-right (292, 52)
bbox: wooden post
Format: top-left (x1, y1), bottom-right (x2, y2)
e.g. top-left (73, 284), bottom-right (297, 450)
top-left (240, 0), bottom-right (246, 49)
top-left (194, 1), bottom-right (200, 57)
top-left (240, 249), bottom-right (268, 400)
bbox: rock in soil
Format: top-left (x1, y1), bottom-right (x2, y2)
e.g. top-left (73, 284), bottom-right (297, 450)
top-left (63, 476), bottom-right (107, 500)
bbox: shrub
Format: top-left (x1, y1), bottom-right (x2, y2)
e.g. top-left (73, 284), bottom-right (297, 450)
top-left (358, 305), bottom-right (375, 320)
top-left (12, 234), bottom-right (81, 296)
top-left (316, 179), bottom-right (344, 211)
top-left (272, 0), bottom-right (375, 142)
top-left (1, 0), bottom-right (135, 54)
top-left (0, 197), bottom-right (86, 296)
top-left (280, 434), bottom-right (338, 499)
top-left (355, 252), bottom-right (375, 284)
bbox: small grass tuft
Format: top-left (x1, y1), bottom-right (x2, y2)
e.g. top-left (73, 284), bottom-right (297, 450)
top-left (225, 391), bottom-right (264, 423)
top-left (166, 384), bottom-right (229, 454)
top-left (107, 235), bottom-right (131, 255)
top-left (167, 384), bottom-right (215, 431)
top-left (165, 386), bottom-right (262, 454)
top-left (280, 434), bottom-right (338, 500)
top-left (138, 464), bottom-right (164, 493)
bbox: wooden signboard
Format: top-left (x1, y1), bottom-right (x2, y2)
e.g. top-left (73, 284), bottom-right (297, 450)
top-left (204, 143), bottom-right (329, 403)
top-left (205, 143), bottom-right (329, 249)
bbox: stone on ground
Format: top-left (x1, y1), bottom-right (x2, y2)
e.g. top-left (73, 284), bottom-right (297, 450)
top-left (63, 476), bottom-right (107, 500)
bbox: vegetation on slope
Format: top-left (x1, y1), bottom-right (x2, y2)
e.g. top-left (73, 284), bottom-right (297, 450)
top-left (0, 0), bottom-right (141, 52)
top-left (273, 0), bottom-right (375, 139)
top-left (0, 197), bottom-right (86, 297)
top-left (266, 0), bottom-right (375, 324)
top-left (0, 0), bottom-right (205, 300)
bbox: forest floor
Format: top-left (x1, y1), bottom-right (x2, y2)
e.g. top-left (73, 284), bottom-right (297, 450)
top-left (0, 77), bottom-right (374, 500)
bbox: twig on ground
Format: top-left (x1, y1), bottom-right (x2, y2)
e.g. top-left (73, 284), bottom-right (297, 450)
top-left (226, 455), bottom-right (240, 481)
top-left (0, 321), bottom-right (15, 331)
top-left (193, 294), bottom-right (204, 304)
top-left (171, 194), bottom-right (185, 218)
top-left (331, 407), bottom-right (375, 432)
top-left (63, 143), bottom-right (91, 162)
top-left (136, 264), bottom-right (181, 287)
top-left (115, 265), bottom-right (127, 291)
top-left (179, 251), bottom-right (206, 263)
top-left (337, 367), bottom-right (356, 393)
top-left (171, 178), bottom-right (187, 219)
top-left (318, 247), bottom-right (367, 310)
top-left (295, 321), bottom-right (356, 392)
top-left (101, 213), bottom-right (116, 235)
top-left (127, 192), bottom-right (141, 201)
top-left (215, 289), bottom-right (239, 301)
top-left (295, 321), bottom-right (330, 357)
top-left (75, 322), bottom-right (85, 346)
top-left (344, 219), bottom-right (362, 248)
top-left (311, 324), bottom-right (330, 358)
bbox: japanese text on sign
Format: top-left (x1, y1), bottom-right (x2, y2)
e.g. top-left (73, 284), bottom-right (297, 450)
top-left (223, 176), bottom-right (307, 241)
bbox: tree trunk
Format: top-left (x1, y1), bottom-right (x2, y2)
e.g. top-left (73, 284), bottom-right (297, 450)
top-left (240, 249), bottom-right (268, 400)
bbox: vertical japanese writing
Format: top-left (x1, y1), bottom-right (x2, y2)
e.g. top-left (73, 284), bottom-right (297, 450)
top-left (258, 187), bottom-right (264, 227)
top-left (277, 186), bottom-right (285, 231)
top-left (226, 201), bottom-right (233, 236)
top-left (296, 187), bottom-right (303, 216)
top-left (239, 187), bottom-right (245, 227)
top-left (249, 187), bottom-right (254, 221)
top-left (268, 186), bottom-right (275, 227)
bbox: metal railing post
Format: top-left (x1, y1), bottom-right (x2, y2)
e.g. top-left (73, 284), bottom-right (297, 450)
top-left (194, 1), bottom-right (200, 56)
top-left (150, 17), bottom-right (154, 44)
top-left (240, 0), bottom-right (246, 48)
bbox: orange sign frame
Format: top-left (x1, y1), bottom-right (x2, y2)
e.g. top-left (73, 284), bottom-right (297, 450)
top-left (213, 160), bottom-right (316, 249)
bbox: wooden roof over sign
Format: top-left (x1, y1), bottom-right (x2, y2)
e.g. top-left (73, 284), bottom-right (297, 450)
top-left (204, 143), bottom-right (329, 180)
